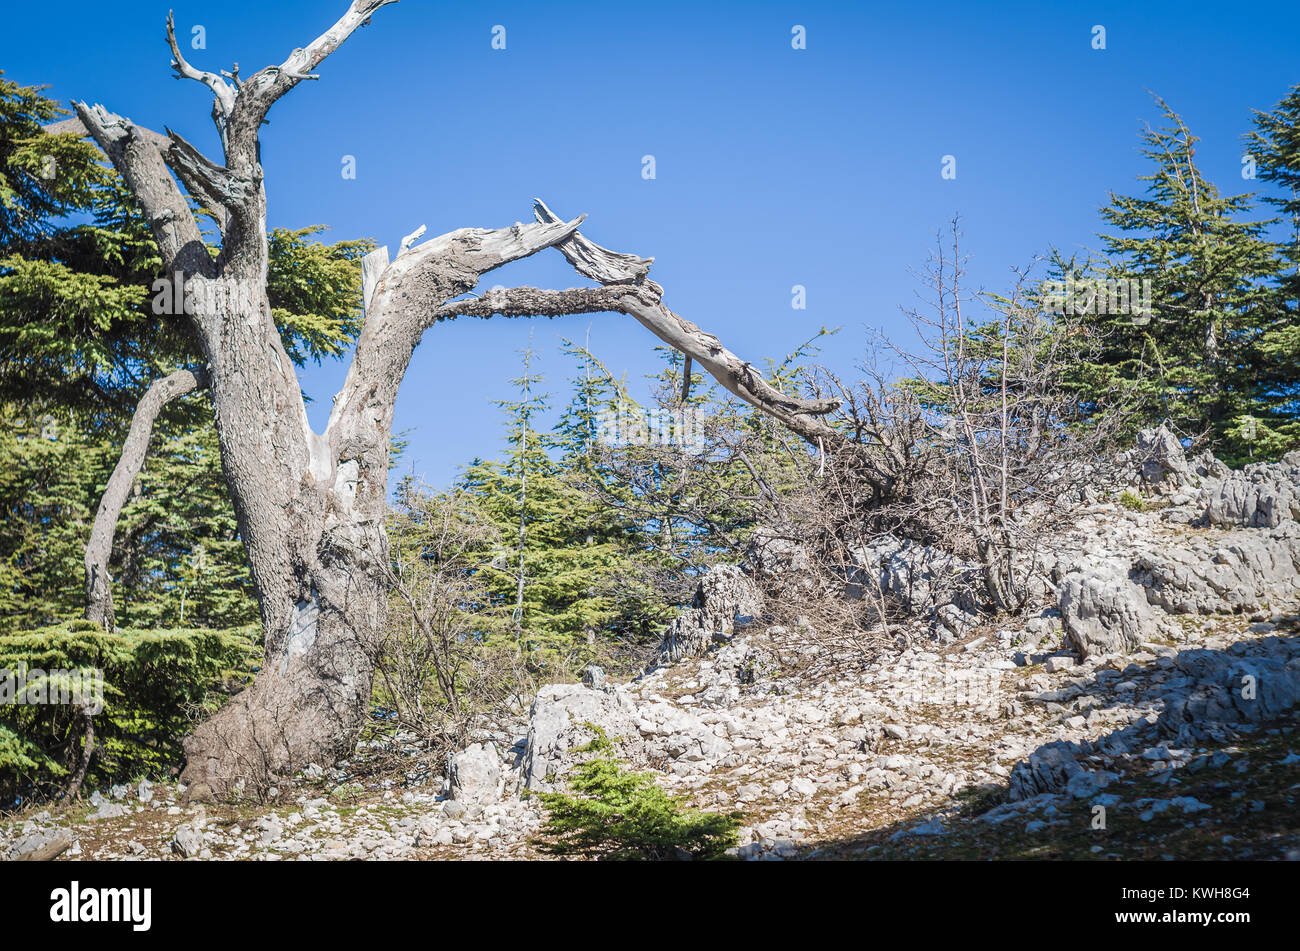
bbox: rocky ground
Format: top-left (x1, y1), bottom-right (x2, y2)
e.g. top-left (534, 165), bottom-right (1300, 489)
top-left (4, 436), bottom-right (1299, 861)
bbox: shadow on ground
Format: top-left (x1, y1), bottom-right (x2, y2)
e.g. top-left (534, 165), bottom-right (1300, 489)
top-left (793, 628), bottom-right (1300, 860)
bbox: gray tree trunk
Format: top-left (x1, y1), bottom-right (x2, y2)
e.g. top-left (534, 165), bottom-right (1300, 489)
top-left (84, 368), bottom-right (207, 628)
top-left (57, 1), bottom-right (843, 799)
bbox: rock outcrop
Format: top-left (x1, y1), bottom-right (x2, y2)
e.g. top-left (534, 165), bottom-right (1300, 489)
top-left (1205, 451), bottom-right (1300, 528)
top-left (1159, 642), bottom-right (1300, 745)
top-left (849, 534), bottom-right (979, 616)
top-left (516, 683), bottom-right (644, 791)
top-left (1135, 424), bottom-right (1194, 487)
top-left (1053, 438), bottom-right (1300, 658)
top-left (656, 565), bottom-right (763, 662)
top-left (1058, 562), bottom-right (1158, 659)
top-left (1136, 523), bottom-right (1300, 615)
top-left (449, 743), bottom-right (502, 802)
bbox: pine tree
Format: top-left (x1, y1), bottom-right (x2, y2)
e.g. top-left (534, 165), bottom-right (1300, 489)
top-left (1083, 95), bottom-right (1290, 464)
top-left (459, 346), bottom-right (600, 663)
top-left (554, 333), bottom-right (672, 644)
top-left (457, 342), bottom-right (677, 667)
top-left (0, 405), bottom-right (101, 629)
top-left (1244, 83), bottom-right (1300, 457)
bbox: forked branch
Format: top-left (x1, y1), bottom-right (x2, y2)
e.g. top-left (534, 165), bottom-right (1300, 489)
top-left (229, 0), bottom-right (399, 141)
top-left (69, 103), bottom-right (214, 278)
top-left (166, 9), bottom-right (236, 148)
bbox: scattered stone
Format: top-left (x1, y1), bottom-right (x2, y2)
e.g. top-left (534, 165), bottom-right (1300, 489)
top-left (11, 832), bottom-right (71, 862)
top-left (171, 824), bottom-right (201, 858)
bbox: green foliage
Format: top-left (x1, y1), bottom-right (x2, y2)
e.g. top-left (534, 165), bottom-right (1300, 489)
top-left (1248, 82), bottom-right (1300, 281)
top-left (267, 225), bottom-right (373, 366)
top-left (1118, 490), bottom-right (1146, 512)
top-left (1244, 82), bottom-right (1300, 457)
top-left (0, 405), bottom-right (101, 627)
top-left (1067, 95), bottom-right (1297, 465)
top-left (534, 726), bottom-right (742, 860)
top-left (111, 411), bottom-right (258, 629)
top-left (0, 403), bottom-right (258, 633)
top-left (0, 78), bottom-right (369, 637)
top-left (0, 619), bottom-right (259, 805)
top-left (0, 71), bottom-right (110, 248)
top-left (455, 345), bottom-right (666, 667)
top-left (0, 76), bottom-right (188, 419)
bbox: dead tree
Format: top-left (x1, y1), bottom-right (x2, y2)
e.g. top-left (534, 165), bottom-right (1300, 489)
top-left (55, 1), bottom-right (840, 797)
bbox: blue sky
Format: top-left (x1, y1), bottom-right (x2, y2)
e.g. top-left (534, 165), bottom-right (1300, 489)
top-left (5, 0), bottom-right (1299, 487)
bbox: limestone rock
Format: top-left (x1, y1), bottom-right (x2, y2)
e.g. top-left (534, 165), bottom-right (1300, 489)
top-left (1158, 645), bottom-right (1300, 745)
top-left (171, 824), bottom-right (201, 858)
top-left (657, 565), bottom-right (763, 663)
top-left (1008, 738), bottom-right (1092, 800)
top-left (1135, 425), bottom-right (1192, 487)
top-left (1059, 563), bottom-right (1157, 659)
top-left (6, 829), bottom-right (69, 861)
top-left (849, 534), bottom-right (977, 614)
top-left (518, 684), bottom-right (643, 791)
top-left (449, 743), bottom-right (502, 803)
top-left (1135, 523), bottom-right (1300, 615)
top-left (1205, 452), bottom-right (1300, 528)
top-left (743, 530), bottom-right (812, 579)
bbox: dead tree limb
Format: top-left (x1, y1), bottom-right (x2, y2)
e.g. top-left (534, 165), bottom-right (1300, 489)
top-left (531, 199), bottom-right (845, 447)
top-left (84, 368), bottom-right (208, 629)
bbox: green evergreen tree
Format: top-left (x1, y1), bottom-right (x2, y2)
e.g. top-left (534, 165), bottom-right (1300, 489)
top-left (0, 405), bottom-right (100, 629)
top-left (1080, 95), bottom-right (1290, 464)
top-left (457, 344), bottom-right (663, 666)
top-left (553, 334), bottom-right (671, 644)
top-left (534, 726), bottom-right (742, 861)
top-left (1244, 83), bottom-right (1300, 456)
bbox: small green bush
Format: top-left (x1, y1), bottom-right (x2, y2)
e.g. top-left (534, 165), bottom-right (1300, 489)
top-left (1118, 490), bottom-right (1147, 511)
top-left (0, 619), bottom-right (259, 806)
top-left (534, 726), bottom-right (742, 860)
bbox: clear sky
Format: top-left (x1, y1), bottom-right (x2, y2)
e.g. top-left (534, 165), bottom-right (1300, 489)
top-left (4, 1), bottom-right (1299, 487)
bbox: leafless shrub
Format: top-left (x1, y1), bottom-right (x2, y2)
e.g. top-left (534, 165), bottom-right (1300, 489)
top-left (876, 220), bottom-right (1126, 613)
top-left (559, 226), bottom-right (1127, 668)
top-left (365, 485), bottom-right (534, 764)
top-left (721, 222), bottom-right (1129, 667)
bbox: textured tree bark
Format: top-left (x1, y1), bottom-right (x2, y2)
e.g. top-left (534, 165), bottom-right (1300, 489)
top-left (58, 1), bottom-right (844, 798)
top-left (84, 368), bottom-right (207, 629)
top-left (67, 4), bottom-right (400, 797)
top-left (58, 706), bottom-right (95, 804)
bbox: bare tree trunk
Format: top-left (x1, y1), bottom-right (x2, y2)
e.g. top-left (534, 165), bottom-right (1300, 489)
top-left (84, 369), bottom-right (207, 628)
top-left (176, 280), bottom-right (390, 796)
top-left (58, 1), bottom-right (844, 799)
top-left (58, 706), bottom-right (95, 804)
